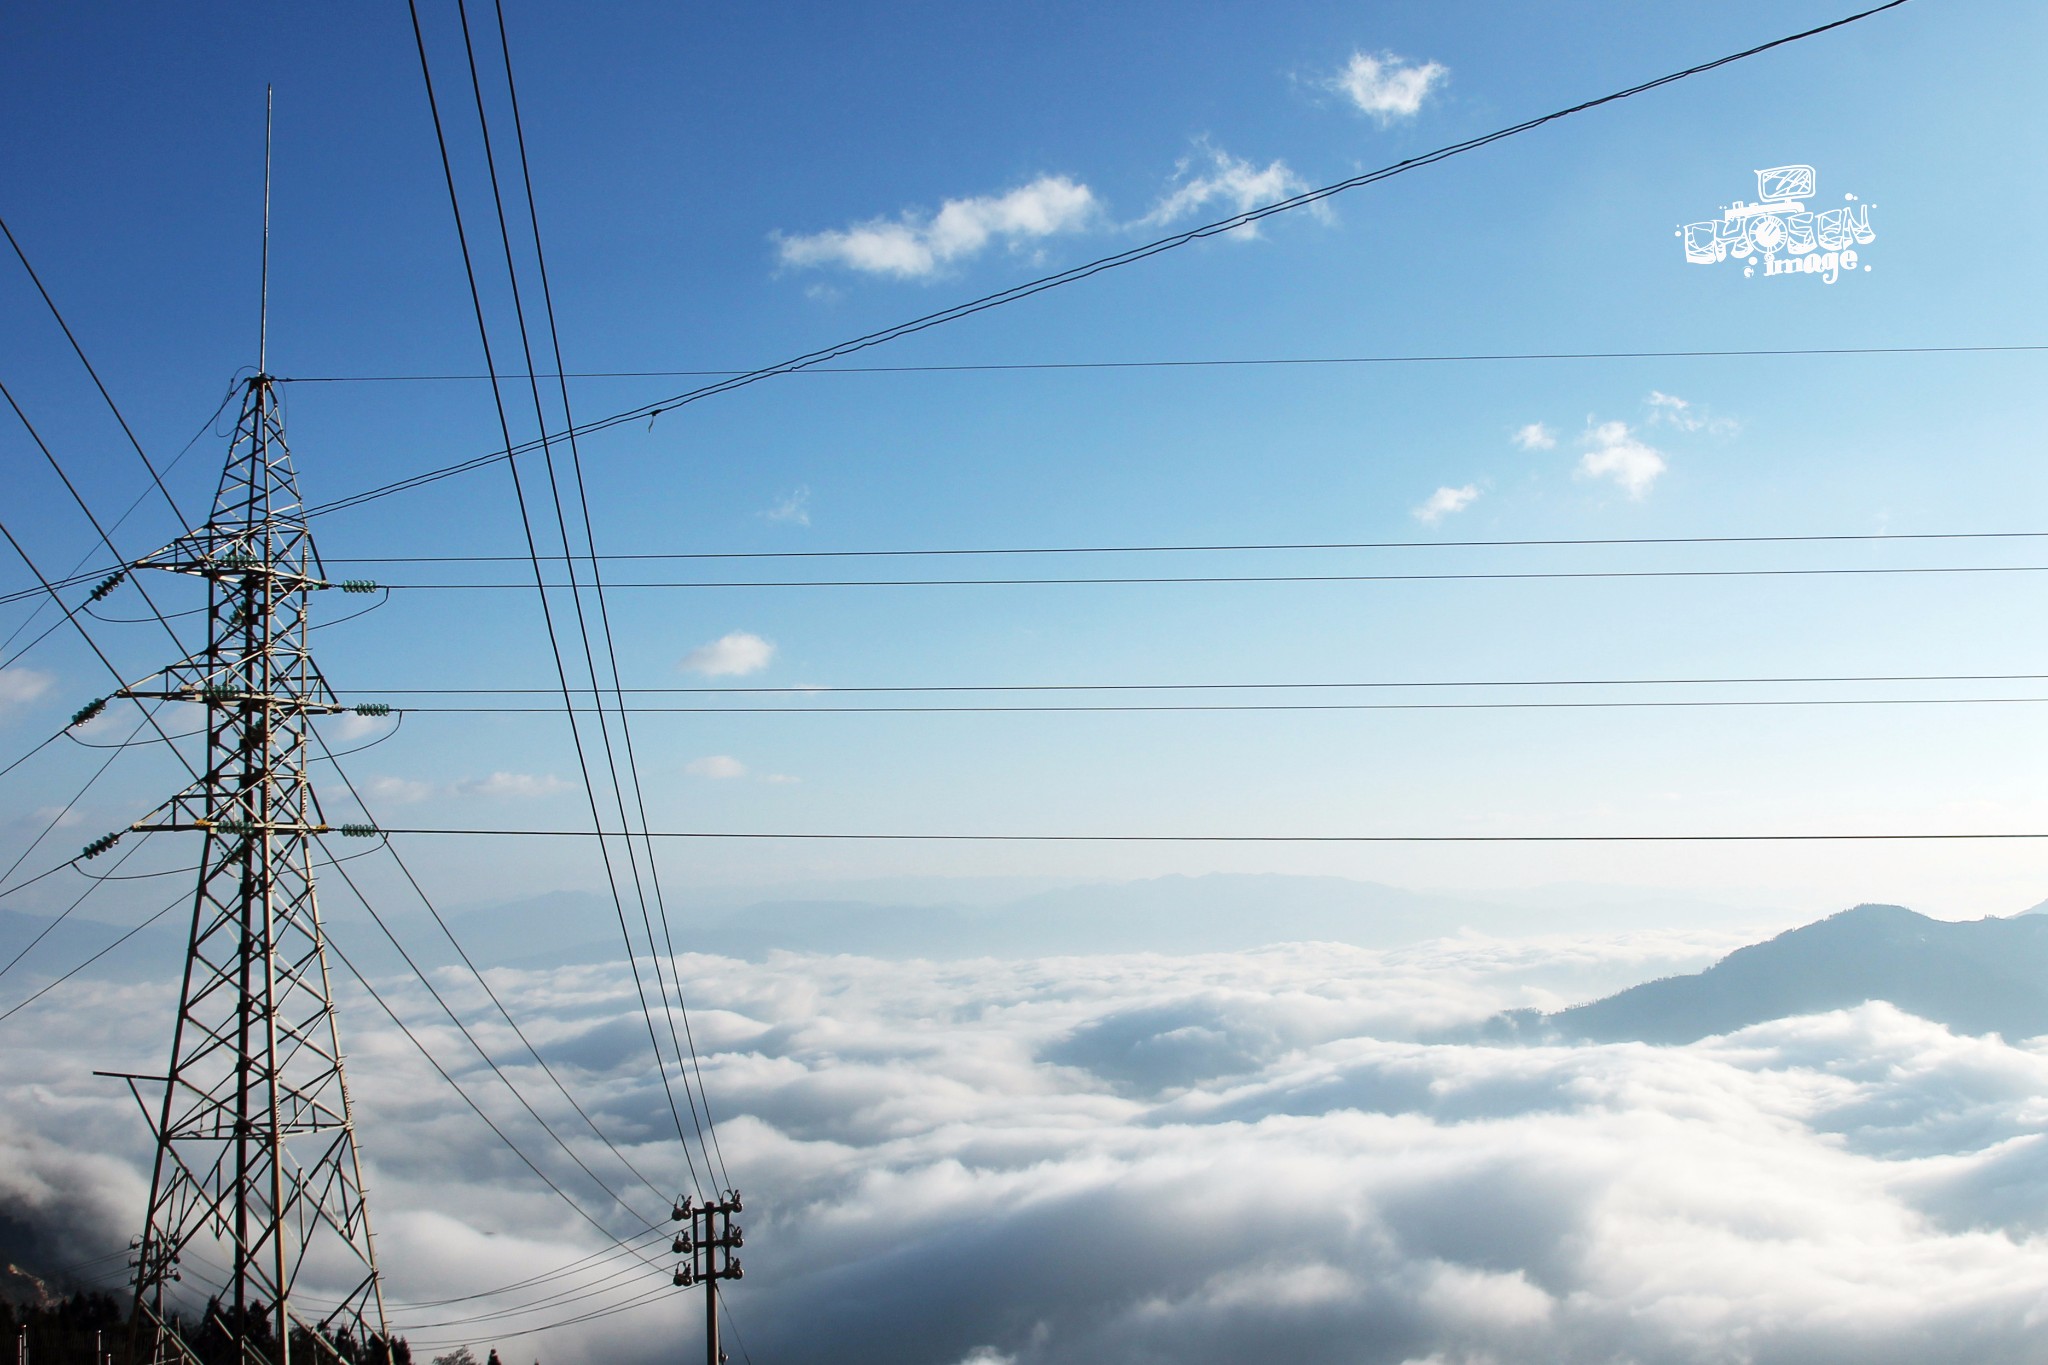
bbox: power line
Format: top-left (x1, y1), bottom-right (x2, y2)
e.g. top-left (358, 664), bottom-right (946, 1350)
top-left (0, 517), bottom-right (202, 785)
top-left (0, 376), bottom-right (234, 660)
top-left (391, 1250), bottom-right (666, 1330)
top-left (309, 528), bottom-right (2048, 565)
top-left (362, 562), bottom-right (2048, 589)
top-left (18, 529), bottom-right (2048, 609)
top-left (315, 831), bottom-right (672, 1224)
top-left (407, 0), bottom-right (709, 1199)
top-left (0, 891), bottom-right (181, 1025)
top-left (486, 0), bottom-right (732, 1196)
top-left (391, 1223), bottom-right (673, 1311)
top-left (0, 702), bottom-right (159, 897)
top-left (308, 723), bottom-right (679, 1209)
top-left (317, 922), bottom-right (672, 1270)
top-left (0, 829), bottom-right (160, 985)
top-left (0, 856), bottom-right (101, 908)
top-left (295, 0), bottom-right (1913, 523)
top-left (337, 672), bottom-right (2048, 696)
top-left (370, 827), bottom-right (2048, 844)
top-left (0, 377), bottom-right (196, 665)
top-left (0, 211), bottom-right (193, 535)
top-left (274, 341), bottom-right (2048, 385)
top-left (400, 1278), bottom-right (678, 1352)
top-left (0, 726), bottom-right (67, 782)
top-left (360, 695), bottom-right (2048, 715)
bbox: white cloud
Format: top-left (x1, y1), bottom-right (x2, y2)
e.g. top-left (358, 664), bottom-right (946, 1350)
top-left (1413, 484), bottom-right (1481, 524)
top-left (453, 772), bottom-right (571, 799)
top-left (21, 928), bottom-right (2048, 1365)
top-left (1578, 420), bottom-right (1667, 498)
top-left (1329, 50), bottom-right (1448, 124)
top-left (1139, 142), bottom-right (1313, 235)
top-left (764, 485), bottom-right (812, 526)
top-left (1512, 422), bottom-right (1557, 451)
top-left (775, 175), bottom-right (1097, 279)
top-left (331, 710), bottom-right (395, 743)
top-left (0, 667), bottom-right (53, 710)
top-left (364, 772), bottom-right (568, 803)
top-left (1645, 389), bottom-right (1696, 427)
top-left (686, 755), bottom-right (748, 780)
top-left (1646, 389), bottom-right (1739, 436)
top-left (366, 775), bottom-right (433, 804)
top-left (1646, 388), bottom-right (1695, 421)
top-left (679, 631), bottom-right (776, 677)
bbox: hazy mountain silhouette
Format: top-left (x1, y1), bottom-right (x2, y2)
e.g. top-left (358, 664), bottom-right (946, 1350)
top-left (431, 874), bottom-right (1775, 964)
top-left (1509, 904), bottom-right (2048, 1045)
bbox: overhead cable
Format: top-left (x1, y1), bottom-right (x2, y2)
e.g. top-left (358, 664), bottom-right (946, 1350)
top-left (365, 694), bottom-right (2048, 715)
top-left (22, 528), bottom-right (2048, 609)
top-left (486, 0), bottom-right (731, 1195)
top-left (312, 529), bottom-right (2048, 566)
top-left (298, 0), bottom-right (1913, 522)
top-left (0, 212), bottom-right (192, 535)
top-left (276, 341), bottom-right (2048, 385)
top-left (0, 376), bottom-right (233, 659)
top-left (0, 378), bottom-right (195, 665)
top-left (0, 893), bottom-right (181, 1025)
top-left (318, 921), bottom-right (671, 1263)
top-left (340, 671), bottom-right (2048, 695)
top-left (407, 0), bottom-right (708, 1196)
top-left (0, 517), bottom-right (203, 785)
top-left (369, 827), bottom-right (2048, 844)
top-left (363, 562), bottom-right (2048, 590)
top-left (308, 721), bottom-right (681, 1208)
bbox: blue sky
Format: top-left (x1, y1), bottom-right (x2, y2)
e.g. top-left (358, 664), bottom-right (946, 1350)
top-left (6, 0), bottom-right (2048, 919)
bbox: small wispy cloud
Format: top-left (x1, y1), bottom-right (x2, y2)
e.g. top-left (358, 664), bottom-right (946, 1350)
top-left (1646, 390), bottom-right (1700, 431)
top-left (0, 667), bottom-right (53, 710)
top-left (1413, 484), bottom-right (1481, 524)
top-left (1578, 421), bottom-right (1667, 498)
top-left (454, 772), bottom-right (571, 799)
top-left (764, 486), bottom-right (812, 526)
top-left (1645, 390), bottom-right (1738, 436)
top-left (686, 755), bottom-right (748, 780)
top-left (1512, 422), bottom-right (1556, 451)
top-left (1329, 51), bottom-right (1448, 125)
top-left (331, 711), bottom-right (394, 743)
top-left (760, 772), bottom-right (802, 785)
top-left (365, 772), bottom-right (569, 804)
top-left (367, 776), bottom-right (434, 805)
top-left (1138, 142), bottom-right (1314, 236)
top-left (775, 175), bottom-right (1097, 279)
top-left (680, 632), bottom-right (776, 678)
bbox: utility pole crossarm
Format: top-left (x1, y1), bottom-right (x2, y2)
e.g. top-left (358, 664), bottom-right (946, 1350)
top-left (672, 1192), bottom-right (745, 1365)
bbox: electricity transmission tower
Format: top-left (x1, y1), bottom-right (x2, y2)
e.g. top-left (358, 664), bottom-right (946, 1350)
top-left (118, 364), bottom-right (393, 1365)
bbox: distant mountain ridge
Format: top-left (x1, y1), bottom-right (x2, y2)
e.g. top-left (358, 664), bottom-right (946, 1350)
top-left (1497, 903), bottom-right (2048, 1045)
top-left (432, 874), bottom-right (1776, 964)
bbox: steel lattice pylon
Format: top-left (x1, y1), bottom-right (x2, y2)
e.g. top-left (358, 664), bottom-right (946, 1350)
top-left (122, 374), bottom-right (393, 1365)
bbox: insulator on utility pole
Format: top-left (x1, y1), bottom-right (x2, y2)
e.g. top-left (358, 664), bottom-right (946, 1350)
top-left (673, 1191), bottom-right (744, 1365)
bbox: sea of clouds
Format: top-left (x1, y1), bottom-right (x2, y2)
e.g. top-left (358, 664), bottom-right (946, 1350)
top-left (9, 923), bottom-right (2048, 1365)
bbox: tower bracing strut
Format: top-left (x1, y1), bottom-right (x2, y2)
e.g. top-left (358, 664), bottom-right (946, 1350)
top-left (123, 372), bottom-right (393, 1365)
